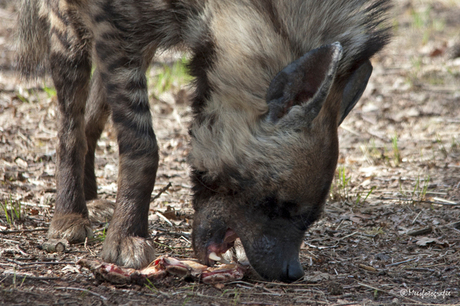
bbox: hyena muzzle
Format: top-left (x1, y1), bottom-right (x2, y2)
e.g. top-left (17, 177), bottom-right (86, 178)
top-left (17, 0), bottom-right (392, 282)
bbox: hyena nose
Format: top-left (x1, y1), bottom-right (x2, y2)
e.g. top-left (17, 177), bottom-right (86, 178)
top-left (283, 259), bottom-right (304, 282)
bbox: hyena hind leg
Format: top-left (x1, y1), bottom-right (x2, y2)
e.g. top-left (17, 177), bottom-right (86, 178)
top-left (47, 20), bottom-right (92, 244)
top-left (83, 69), bottom-right (117, 226)
top-left (84, 69), bottom-right (111, 201)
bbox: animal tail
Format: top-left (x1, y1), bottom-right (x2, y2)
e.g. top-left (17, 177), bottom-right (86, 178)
top-left (16, 0), bottom-right (50, 78)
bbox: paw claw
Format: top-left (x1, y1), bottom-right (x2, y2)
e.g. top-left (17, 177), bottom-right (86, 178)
top-left (101, 235), bottom-right (155, 269)
top-left (86, 199), bottom-right (116, 223)
top-left (48, 213), bottom-right (93, 243)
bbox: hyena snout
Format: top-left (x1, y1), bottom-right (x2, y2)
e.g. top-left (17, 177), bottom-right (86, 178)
top-left (192, 200), bottom-right (317, 282)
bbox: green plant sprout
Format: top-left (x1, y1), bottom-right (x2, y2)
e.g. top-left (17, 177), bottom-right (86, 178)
top-left (392, 134), bottom-right (401, 166)
top-left (152, 56), bottom-right (192, 96)
top-left (1, 196), bottom-right (23, 226)
top-left (355, 186), bottom-right (376, 206)
top-left (43, 83), bottom-right (57, 99)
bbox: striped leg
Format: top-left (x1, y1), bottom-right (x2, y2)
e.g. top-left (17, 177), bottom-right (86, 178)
top-left (84, 69), bottom-right (110, 201)
top-left (47, 10), bottom-right (92, 242)
top-left (91, 15), bottom-right (159, 269)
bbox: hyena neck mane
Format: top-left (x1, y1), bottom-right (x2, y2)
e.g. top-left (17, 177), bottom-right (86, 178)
top-left (186, 0), bottom-right (391, 194)
top-left (187, 89), bottom-right (276, 190)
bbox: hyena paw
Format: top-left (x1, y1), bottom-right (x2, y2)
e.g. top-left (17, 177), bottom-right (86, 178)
top-left (86, 199), bottom-right (116, 224)
top-left (101, 234), bottom-right (155, 269)
top-left (48, 213), bottom-right (93, 243)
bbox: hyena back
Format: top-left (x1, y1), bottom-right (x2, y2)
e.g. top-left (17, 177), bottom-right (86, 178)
top-left (17, 0), bottom-right (391, 281)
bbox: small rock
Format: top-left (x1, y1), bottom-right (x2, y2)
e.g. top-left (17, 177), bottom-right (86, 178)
top-left (15, 157), bottom-right (28, 168)
top-left (328, 281), bottom-right (343, 295)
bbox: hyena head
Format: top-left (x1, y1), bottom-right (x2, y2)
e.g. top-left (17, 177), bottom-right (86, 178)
top-left (191, 42), bottom-right (374, 282)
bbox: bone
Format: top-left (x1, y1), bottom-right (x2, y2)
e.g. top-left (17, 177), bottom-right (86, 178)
top-left (208, 251), bottom-right (222, 262)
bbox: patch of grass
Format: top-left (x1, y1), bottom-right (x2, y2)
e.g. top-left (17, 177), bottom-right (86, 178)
top-left (392, 134), bottom-right (401, 166)
top-left (360, 138), bottom-right (388, 165)
top-left (330, 166), bottom-right (379, 207)
top-left (398, 175), bottom-right (430, 205)
top-left (410, 7), bottom-right (429, 29)
top-left (330, 166), bottom-right (351, 201)
top-left (451, 137), bottom-right (458, 153)
top-left (15, 92), bottom-right (29, 103)
top-left (406, 56), bottom-right (423, 87)
top-left (231, 289), bottom-right (241, 305)
top-left (94, 225), bottom-right (108, 242)
top-left (151, 56), bottom-right (192, 97)
top-left (410, 6), bottom-right (433, 44)
top-left (355, 186), bottom-right (377, 207)
top-left (436, 134), bottom-right (448, 158)
top-left (43, 83), bottom-right (57, 99)
top-left (366, 227), bottom-right (385, 237)
top-left (16, 87), bottom-right (42, 104)
top-left (415, 175), bottom-right (430, 203)
top-left (410, 5), bottom-right (447, 45)
top-left (1, 196), bottom-right (23, 226)
top-left (145, 279), bottom-right (160, 294)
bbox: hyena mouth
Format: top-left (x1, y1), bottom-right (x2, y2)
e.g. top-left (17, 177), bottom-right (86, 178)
top-left (206, 229), bottom-right (239, 265)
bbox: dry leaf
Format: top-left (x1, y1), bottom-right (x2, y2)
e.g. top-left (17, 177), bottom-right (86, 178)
top-left (415, 237), bottom-right (449, 247)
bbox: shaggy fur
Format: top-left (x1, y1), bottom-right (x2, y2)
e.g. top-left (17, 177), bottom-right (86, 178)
top-left (17, 0), bottom-right (391, 281)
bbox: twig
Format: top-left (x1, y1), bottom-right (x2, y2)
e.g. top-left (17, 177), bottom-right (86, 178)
top-left (187, 292), bottom-right (228, 300)
top-left (155, 212), bottom-right (173, 227)
top-left (304, 242), bottom-right (339, 249)
top-left (293, 298), bottom-right (328, 305)
top-left (241, 303), bottom-right (281, 306)
top-left (358, 282), bottom-right (420, 303)
top-left (340, 124), bottom-right (360, 136)
top-left (151, 182), bottom-right (172, 202)
top-left (385, 257), bottom-right (418, 267)
top-left (55, 287), bottom-right (107, 301)
top-left (421, 199), bottom-right (459, 206)
top-left (379, 197), bottom-right (459, 206)
top-left (441, 221), bottom-right (460, 229)
top-left (411, 211), bottom-right (422, 224)
top-left (1, 247), bottom-right (30, 257)
top-left (432, 197), bottom-right (459, 205)
top-left (229, 281), bottom-right (283, 295)
top-left (0, 227), bottom-right (48, 234)
top-left (1, 272), bottom-right (60, 281)
top-left (338, 231), bottom-right (359, 241)
top-left (404, 268), bottom-right (435, 272)
top-left (407, 226), bottom-right (433, 236)
top-left (5, 259), bottom-right (75, 266)
top-left (151, 227), bottom-right (191, 237)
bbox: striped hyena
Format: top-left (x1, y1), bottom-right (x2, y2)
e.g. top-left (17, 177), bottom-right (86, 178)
top-left (17, 0), bottom-right (391, 281)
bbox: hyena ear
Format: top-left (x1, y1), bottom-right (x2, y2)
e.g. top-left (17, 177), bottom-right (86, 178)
top-left (266, 42), bottom-right (343, 123)
top-left (338, 60), bottom-right (373, 125)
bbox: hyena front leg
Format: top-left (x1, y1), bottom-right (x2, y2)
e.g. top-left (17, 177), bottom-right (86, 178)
top-left (91, 31), bottom-right (159, 269)
top-left (47, 23), bottom-right (92, 242)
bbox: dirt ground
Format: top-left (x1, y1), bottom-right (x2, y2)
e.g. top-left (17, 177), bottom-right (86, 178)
top-left (1, 0), bottom-right (459, 305)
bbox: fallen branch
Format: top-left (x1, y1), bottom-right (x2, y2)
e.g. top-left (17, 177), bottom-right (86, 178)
top-left (0, 228), bottom-right (48, 234)
top-left (151, 182), bottom-right (172, 202)
top-left (5, 259), bottom-right (75, 266)
top-left (407, 226), bottom-right (433, 236)
top-left (385, 257), bottom-right (418, 267)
